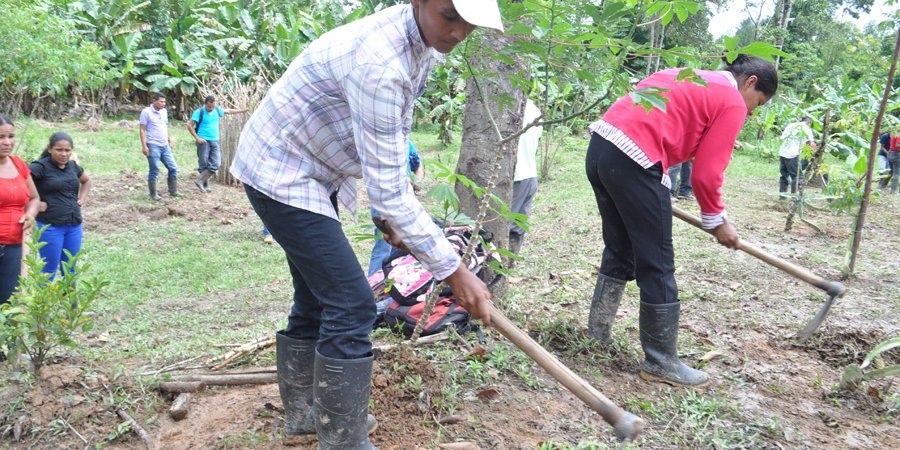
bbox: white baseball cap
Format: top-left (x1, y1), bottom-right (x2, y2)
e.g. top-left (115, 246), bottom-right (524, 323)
top-left (452, 0), bottom-right (504, 31)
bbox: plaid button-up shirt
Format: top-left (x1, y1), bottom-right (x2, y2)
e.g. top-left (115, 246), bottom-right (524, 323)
top-left (231, 4), bottom-right (461, 280)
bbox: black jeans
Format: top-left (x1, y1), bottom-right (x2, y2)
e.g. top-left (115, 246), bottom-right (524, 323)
top-left (585, 134), bottom-right (677, 305)
top-left (0, 243), bottom-right (22, 305)
top-left (244, 185), bottom-right (375, 359)
top-left (779, 156), bottom-right (799, 192)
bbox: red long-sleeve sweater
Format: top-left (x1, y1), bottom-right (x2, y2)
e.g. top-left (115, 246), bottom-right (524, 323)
top-left (589, 69), bottom-right (748, 229)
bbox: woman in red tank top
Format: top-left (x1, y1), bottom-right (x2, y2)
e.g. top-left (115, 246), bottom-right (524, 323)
top-left (0, 114), bottom-right (41, 308)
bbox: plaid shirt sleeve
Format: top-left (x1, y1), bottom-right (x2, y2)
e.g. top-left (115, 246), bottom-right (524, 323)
top-left (343, 64), bottom-right (461, 280)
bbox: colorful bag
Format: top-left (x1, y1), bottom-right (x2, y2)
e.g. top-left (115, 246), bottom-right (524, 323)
top-left (382, 297), bottom-right (474, 337)
top-left (370, 225), bottom-right (500, 336)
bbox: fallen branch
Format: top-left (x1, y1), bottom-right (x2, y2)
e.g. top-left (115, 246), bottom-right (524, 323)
top-left (116, 408), bottom-right (153, 450)
top-left (158, 381), bottom-right (206, 394)
top-left (169, 393), bottom-right (191, 421)
top-left (139, 355), bottom-right (204, 377)
top-left (167, 373), bottom-right (277, 385)
top-left (373, 331), bottom-right (450, 353)
top-left (62, 418), bottom-right (87, 444)
top-left (208, 337), bottom-right (275, 371)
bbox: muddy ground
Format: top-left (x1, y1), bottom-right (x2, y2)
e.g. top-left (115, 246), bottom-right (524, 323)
top-left (1, 169), bottom-right (898, 449)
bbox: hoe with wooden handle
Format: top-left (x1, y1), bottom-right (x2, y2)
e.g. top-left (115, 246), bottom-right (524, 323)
top-left (489, 304), bottom-right (644, 441)
top-left (671, 205), bottom-right (846, 340)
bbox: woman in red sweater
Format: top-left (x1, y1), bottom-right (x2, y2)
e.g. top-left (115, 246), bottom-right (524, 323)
top-left (584, 55), bottom-right (777, 387)
top-left (0, 114), bottom-right (41, 306)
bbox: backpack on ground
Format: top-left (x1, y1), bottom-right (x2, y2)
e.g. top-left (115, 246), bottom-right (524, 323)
top-left (370, 225), bottom-right (500, 337)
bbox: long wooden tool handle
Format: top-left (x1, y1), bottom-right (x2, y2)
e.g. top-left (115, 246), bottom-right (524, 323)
top-left (489, 304), bottom-right (644, 441)
top-left (671, 205), bottom-right (846, 298)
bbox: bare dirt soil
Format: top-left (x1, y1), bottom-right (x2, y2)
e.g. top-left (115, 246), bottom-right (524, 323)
top-left (2, 171), bottom-right (898, 449)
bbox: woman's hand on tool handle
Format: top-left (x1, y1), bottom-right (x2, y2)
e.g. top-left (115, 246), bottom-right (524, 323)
top-left (714, 219), bottom-right (741, 250)
top-left (443, 265), bottom-right (492, 327)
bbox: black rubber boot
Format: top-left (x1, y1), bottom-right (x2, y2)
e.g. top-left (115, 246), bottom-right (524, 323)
top-left (167, 177), bottom-right (181, 197)
top-left (638, 301), bottom-right (709, 387)
top-left (779, 182), bottom-right (788, 194)
top-left (276, 331), bottom-right (316, 435)
top-left (508, 232), bottom-right (523, 268)
top-left (148, 181), bottom-right (162, 201)
top-left (194, 170), bottom-right (212, 193)
top-left (314, 351), bottom-right (377, 450)
top-left (587, 274), bottom-right (626, 344)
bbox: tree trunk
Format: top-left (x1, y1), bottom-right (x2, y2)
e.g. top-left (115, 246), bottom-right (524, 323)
top-left (774, 0), bottom-right (792, 70)
top-left (846, 28), bottom-right (900, 276)
top-left (455, 33), bottom-right (527, 259)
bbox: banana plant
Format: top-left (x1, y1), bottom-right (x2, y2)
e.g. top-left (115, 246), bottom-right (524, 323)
top-left (140, 37), bottom-right (211, 116)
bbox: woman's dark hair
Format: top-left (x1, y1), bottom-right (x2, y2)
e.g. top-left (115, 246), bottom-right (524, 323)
top-left (204, 95), bottom-right (216, 104)
top-left (722, 54), bottom-right (778, 97)
top-left (0, 114), bottom-right (12, 126)
top-left (40, 131), bottom-right (74, 159)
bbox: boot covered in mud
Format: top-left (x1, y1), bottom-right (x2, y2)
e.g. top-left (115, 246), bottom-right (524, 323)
top-left (276, 331), bottom-right (316, 435)
top-left (194, 170), bottom-right (212, 193)
top-left (167, 176), bottom-right (182, 197)
top-left (587, 273), bottom-right (626, 344)
top-left (314, 351), bottom-right (377, 450)
top-left (638, 301), bottom-right (709, 387)
top-left (148, 181), bottom-right (162, 201)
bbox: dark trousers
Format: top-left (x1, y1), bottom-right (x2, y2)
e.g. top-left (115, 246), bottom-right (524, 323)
top-left (244, 185), bottom-right (375, 360)
top-left (0, 244), bottom-right (22, 305)
top-left (585, 134), bottom-right (677, 305)
top-left (779, 156), bottom-right (799, 192)
top-left (668, 160), bottom-right (693, 197)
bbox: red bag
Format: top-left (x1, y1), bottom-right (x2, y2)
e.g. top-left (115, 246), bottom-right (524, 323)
top-left (382, 297), bottom-right (473, 337)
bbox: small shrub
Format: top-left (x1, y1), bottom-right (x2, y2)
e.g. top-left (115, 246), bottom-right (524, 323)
top-left (0, 228), bottom-right (109, 373)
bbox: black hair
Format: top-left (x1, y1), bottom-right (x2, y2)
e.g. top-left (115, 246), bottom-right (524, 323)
top-left (152, 92), bottom-right (165, 101)
top-left (722, 54), bottom-right (778, 97)
top-left (40, 131), bottom-right (74, 159)
top-left (204, 95), bottom-right (216, 104)
top-left (0, 114), bottom-right (12, 127)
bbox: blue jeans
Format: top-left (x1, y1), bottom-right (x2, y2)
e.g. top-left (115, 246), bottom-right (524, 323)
top-left (196, 140), bottom-right (221, 173)
top-left (244, 185), bottom-right (375, 359)
top-left (367, 207), bottom-right (397, 276)
top-left (0, 244), bottom-right (22, 305)
top-left (36, 222), bottom-right (82, 281)
top-left (668, 161), bottom-right (693, 197)
top-left (147, 144), bottom-right (178, 182)
top-left (368, 235), bottom-right (393, 277)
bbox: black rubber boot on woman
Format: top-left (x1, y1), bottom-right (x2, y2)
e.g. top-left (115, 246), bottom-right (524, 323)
top-left (587, 274), bottom-right (626, 344)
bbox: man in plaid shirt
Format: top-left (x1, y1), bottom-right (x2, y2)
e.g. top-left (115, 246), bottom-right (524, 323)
top-left (231, 1), bottom-right (503, 448)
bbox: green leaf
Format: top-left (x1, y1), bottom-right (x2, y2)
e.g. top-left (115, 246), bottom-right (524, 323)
top-left (723, 36), bottom-right (739, 53)
top-left (735, 42), bottom-right (791, 63)
top-left (674, 67), bottom-right (707, 87)
top-left (630, 87), bottom-right (670, 113)
top-left (861, 337), bottom-right (900, 369)
top-left (862, 365), bottom-right (900, 381)
top-left (852, 154), bottom-right (868, 174)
